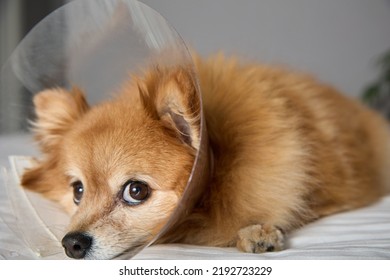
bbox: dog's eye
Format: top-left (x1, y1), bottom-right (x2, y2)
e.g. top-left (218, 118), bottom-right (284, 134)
top-left (71, 181), bottom-right (84, 205)
top-left (122, 181), bottom-right (150, 205)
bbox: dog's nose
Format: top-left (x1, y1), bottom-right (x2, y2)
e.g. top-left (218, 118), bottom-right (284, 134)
top-left (61, 231), bottom-right (92, 259)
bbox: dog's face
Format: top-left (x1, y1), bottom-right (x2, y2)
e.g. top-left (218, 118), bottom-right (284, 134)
top-left (22, 67), bottom-right (200, 259)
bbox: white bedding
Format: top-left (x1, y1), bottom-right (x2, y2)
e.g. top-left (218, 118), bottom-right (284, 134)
top-left (1, 134), bottom-right (389, 260)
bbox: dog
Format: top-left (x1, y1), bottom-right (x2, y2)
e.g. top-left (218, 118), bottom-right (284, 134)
top-left (21, 53), bottom-right (390, 259)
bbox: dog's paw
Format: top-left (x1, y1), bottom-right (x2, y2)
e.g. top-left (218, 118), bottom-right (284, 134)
top-left (236, 224), bottom-right (284, 253)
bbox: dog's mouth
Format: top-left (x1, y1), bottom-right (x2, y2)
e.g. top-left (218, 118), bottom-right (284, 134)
top-left (61, 231), bottom-right (149, 260)
top-left (110, 243), bottom-right (146, 260)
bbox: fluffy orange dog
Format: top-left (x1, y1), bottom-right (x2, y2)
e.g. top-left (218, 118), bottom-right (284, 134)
top-left (21, 54), bottom-right (390, 259)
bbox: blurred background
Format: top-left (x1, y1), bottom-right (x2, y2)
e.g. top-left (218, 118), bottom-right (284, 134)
top-left (1, 0), bottom-right (390, 135)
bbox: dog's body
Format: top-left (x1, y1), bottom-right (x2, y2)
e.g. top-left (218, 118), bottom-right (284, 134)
top-left (22, 54), bottom-right (390, 259)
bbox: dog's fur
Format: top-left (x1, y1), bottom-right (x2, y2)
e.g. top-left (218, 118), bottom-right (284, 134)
top-left (21, 54), bottom-right (390, 259)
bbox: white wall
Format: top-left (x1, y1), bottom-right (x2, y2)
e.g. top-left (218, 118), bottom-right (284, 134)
top-left (0, 0), bottom-right (22, 133)
top-left (141, 0), bottom-right (390, 97)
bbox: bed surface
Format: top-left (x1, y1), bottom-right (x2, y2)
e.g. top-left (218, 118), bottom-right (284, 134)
top-left (1, 134), bottom-right (389, 260)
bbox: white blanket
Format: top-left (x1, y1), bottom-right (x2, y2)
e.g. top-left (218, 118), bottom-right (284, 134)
top-left (1, 135), bottom-right (389, 260)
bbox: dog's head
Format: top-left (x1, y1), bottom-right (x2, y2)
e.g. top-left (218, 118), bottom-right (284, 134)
top-left (21, 67), bottom-right (200, 259)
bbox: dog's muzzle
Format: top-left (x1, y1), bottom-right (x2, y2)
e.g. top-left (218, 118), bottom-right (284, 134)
top-left (62, 231), bottom-right (93, 259)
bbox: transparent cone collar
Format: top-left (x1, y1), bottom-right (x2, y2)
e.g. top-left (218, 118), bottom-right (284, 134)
top-left (0, 0), bottom-right (210, 259)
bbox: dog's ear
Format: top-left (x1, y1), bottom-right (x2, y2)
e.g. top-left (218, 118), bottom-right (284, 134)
top-left (21, 156), bottom-right (68, 203)
top-left (139, 67), bottom-right (201, 151)
top-left (21, 87), bottom-right (87, 206)
top-left (32, 87), bottom-right (89, 153)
